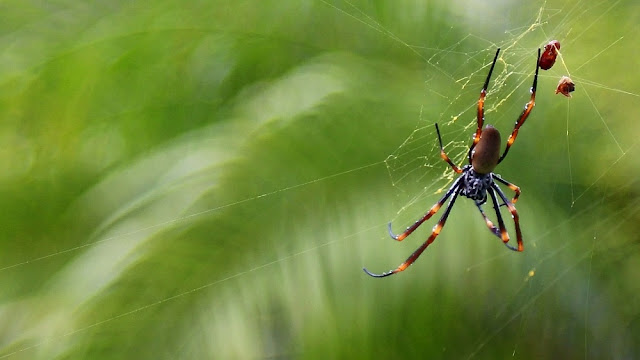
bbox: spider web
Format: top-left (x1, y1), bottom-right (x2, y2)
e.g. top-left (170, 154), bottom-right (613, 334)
top-left (372, 1), bottom-right (640, 358)
top-left (373, 1), bottom-right (640, 358)
top-left (0, 0), bottom-right (639, 359)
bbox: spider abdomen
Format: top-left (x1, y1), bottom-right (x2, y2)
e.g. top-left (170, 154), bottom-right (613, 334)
top-left (471, 125), bottom-right (501, 174)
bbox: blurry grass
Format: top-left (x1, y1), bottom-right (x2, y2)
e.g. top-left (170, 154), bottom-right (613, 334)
top-left (1, 0), bottom-right (640, 359)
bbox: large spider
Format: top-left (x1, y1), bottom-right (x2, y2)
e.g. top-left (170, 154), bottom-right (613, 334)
top-left (364, 48), bottom-right (541, 278)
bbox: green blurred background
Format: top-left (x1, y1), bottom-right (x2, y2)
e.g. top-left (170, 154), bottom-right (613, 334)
top-left (1, 0), bottom-right (639, 359)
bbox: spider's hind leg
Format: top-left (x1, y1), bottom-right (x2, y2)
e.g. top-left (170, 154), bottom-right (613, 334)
top-left (475, 201), bottom-right (501, 238)
top-left (488, 188), bottom-right (520, 251)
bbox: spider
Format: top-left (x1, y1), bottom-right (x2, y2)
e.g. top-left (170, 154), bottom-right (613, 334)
top-left (364, 48), bottom-right (541, 278)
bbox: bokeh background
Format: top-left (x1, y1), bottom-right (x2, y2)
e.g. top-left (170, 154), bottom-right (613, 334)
top-left (1, 0), bottom-right (639, 359)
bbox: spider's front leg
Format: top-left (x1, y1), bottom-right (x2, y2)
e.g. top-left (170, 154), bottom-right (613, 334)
top-left (498, 48), bottom-right (541, 164)
top-left (435, 123), bottom-right (463, 174)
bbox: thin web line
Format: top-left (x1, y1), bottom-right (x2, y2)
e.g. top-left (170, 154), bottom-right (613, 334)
top-left (317, 0), bottom-right (456, 82)
top-left (581, 87), bottom-right (624, 154)
top-left (584, 234), bottom-right (596, 359)
top-left (569, 0), bottom-right (622, 44)
top-left (572, 140), bottom-right (637, 205)
top-left (0, 161), bottom-right (384, 273)
top-left (466, 250), bottom-right (592, 359)
top-left (0, 222), bottom-right (384, 359)
top-left (566, 101), bottom-right (575, 206)
top-left (573, 36), bottom-right (624, 72)
top-left (467, 197), bottom-right (640, 359)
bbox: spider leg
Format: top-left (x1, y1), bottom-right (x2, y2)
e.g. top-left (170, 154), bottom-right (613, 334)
top-left (435, 123), bottom-right (463, 174)
top-left (498, 48), bottom-right (541, 164)
top-left (493, 174), bottom-right (521, 203)
top-left (388, 176), bottom-right (463, 241)
top-left (475, 201), bottom-right (501, 239)
top-left (487, 187), bottom-right (519, 251)
top-left (364, 187), bottom-right (462, 278)
top-left (469, 48), bottom-right (501, 162)
top-left (492, 183), bottom-right (524, 251)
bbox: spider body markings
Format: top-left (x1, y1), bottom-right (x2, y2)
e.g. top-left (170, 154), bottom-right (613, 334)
top-left (364, 48), bottom-right (541, 278)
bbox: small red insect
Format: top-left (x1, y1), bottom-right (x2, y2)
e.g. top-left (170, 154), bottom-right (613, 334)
top-left (539, 40), bottom-right (560, 70)
top-left (555, 76), bottom-right (575, 97)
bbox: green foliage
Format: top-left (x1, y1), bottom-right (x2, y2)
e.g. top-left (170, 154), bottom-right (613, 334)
top-left (1, 0), bottom-right (639, 359)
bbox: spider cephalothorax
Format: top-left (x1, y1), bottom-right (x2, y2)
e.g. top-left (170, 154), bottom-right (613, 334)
top-left (364, 48), bottom-right (540, 278)
top-left (460, 166), bottom-right (493, 204)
